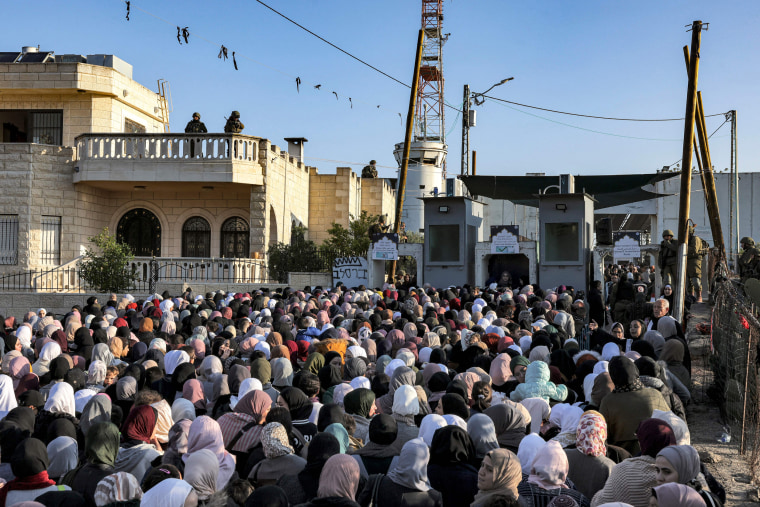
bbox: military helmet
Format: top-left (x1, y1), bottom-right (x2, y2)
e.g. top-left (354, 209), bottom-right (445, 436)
top-left (663, 229), bottom-right (675, 238)
top-left (741, 237), bottom-right (755, 247)
top-left (231, 110), bottom-right (241, 118)
top-left (370, 160), bottom-right (377, 165)
top-left (193, 112), bottom-right (200, 119)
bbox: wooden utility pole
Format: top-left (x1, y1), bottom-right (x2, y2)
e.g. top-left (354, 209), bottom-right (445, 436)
top-left (682, 47), bottom-right (726, 262)
top-left (673, 21), bottom-right (704, 322)
top-left (389, 30), bottom-right (424, 282)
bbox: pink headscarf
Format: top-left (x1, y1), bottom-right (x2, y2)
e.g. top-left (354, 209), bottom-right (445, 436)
top-left (317, 454), bottom-right (360, 499)
top-left (183, 416), bottom-right (236, 489)
top-left (190, 339), bottom-right (206, 360)
top-left (527, 440), bottom-right (569, 489)
top-left (489, 353), bottom-right (513, 386)
top-left (183, 379), bottom-right (207, 410)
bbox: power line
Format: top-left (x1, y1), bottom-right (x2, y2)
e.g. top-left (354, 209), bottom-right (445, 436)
top-left (481, 94), bottom-right (726, 122)
top-left (665, 117), bottom-right (730, 169)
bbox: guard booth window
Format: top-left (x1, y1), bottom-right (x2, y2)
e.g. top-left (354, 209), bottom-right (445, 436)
top-left (0, 110), bottom-right (62, 145)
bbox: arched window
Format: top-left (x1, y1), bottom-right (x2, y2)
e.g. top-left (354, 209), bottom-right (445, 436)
top-left (182, 216), bottom-right (211, 257)
top-left (220, 217), bottom-right (249, 258)
top-left (116, 208), bottom-right (161, 256)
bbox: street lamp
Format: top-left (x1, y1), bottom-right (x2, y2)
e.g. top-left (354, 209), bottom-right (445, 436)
top-left (461, 78), bottom-right (514, 176)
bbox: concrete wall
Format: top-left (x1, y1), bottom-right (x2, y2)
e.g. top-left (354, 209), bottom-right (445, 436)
top-left (361, 178), bottom-right (396, 225)
top-left (288, 272), bottom-right (332, 289)
top-left (0, 62), bottom-right (164, 146)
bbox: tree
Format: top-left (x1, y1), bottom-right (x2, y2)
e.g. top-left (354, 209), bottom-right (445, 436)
top-left (79, 228), bottom-right (138, 292)
top-left (322, 211), bottom-right (381, 259)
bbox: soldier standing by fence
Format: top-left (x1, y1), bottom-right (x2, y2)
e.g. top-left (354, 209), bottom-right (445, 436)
top-left (184, 112), bottom-right (207, 158)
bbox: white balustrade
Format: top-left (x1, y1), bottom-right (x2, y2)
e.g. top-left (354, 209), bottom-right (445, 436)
top-left (76, 134), bottom-right (258, 163)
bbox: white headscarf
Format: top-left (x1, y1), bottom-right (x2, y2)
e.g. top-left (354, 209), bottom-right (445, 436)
top-left (602, 343), bottom-right (621, 362)
top-left (349, 376), bottom-right (370, 390)
top-left (164, 350), bottom-right (190, 375)
top-left (0, 375), bottom-right (18, 419)
top-left (583, 373), bottom-right (598, 403)
top-left (140, 478), bottom-right (193, 507)
top-left (15, 326), bottom-right (32, 349)
top-left (44, 382), bottom-right (76, 416)
top-left (229, 378), bottom-right (263, 410)
top-left (517, 433), bottom-right (546, 474)
top-left (419, 414), bottom-right (447, 447)
top-left (172, 398), bottom-right (197, 423)
top-left (75, 389), bottom-right (97, 414)
top-left (442, 414), bottom-right (467, 430)
top-left (47, 436), bottom-right (78, 480)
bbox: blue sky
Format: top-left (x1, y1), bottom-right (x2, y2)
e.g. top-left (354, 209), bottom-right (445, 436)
top-left (3, 1), bottom-right (758, 178)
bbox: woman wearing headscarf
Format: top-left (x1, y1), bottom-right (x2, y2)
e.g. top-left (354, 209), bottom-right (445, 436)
top-left (93, 471), bottom-right (143, 506)
top-left (278, 387), bottom-right (318, 444)
top-left (427, 425), bottom-right (479, 507)
top-left (79, 394), bottom-right (112, 438)
top-left (248, 422), bottom-right (307, 486)
top-left (343, 388), bottom-right (375, 445)
top-left (86, 360), bottom-right (107, 392)
top-left (61, 421), bottom-right (121, 506)
top-left (600, 356), bottom-right (669, 454)
top-left (549, 404), bottom-right (584, 449)
top-left (563, 411), bottom-right (615, 500)
top-left (32, 340), bottom-right (61, 377)
top-left (357, 438), bottom-right (442, 507)
top-left (272, 357), bottom-right (294, 390)
top-left (184, 448), bottom-right (224, 504)
top-left (277, 432), bottom-right (340, 505)
top-left (113, 405), bottom-right (162, 482)
top-left (0, 437), bottom-right (72, 505)
top-left (47, 432), bottom-right (78, 482)
top-left (218, 389), bottom-right (271, 469)
top-left (650, 483), bottom-right (706, 507)
top-left (297, 454), bottom-right (361, 507)
top-left (390, 384), bottom-right (420, 451)
top-left (140, 478), bottom-right (197, 507)
top-left (471, 448), bottom-right (522, 507)
top-left (590, 418), bottom-right (676, 507)
top-left (467, 413), bottom-right (500, 468)
top-left (34, 381), bottom-right (77, 440)
top-left (517, 440), bottom-right (590, 507)
top-left (182, 379), bottom-right (207, 415)
top-left (350, 414), bottom-right (399, 476)
top-left (0, 375), bottom-right (18, 420)
top-left (659, 339), bottom-right (690, 389)
top-left (484, 401), bottom-right (528, 453)
top-left (635, 356), bottom-right (687, 421)
top-left (376, 365), bottom-right (416, 415)
top-left (655, 445), bottom-right (721, 506)
top-left (184, 416), bottom-right (236, 489)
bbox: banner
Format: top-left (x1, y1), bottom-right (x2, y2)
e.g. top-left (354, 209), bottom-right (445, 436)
top-left (371, 233), bottom-right (399, 260)
top-left (490, 225), bottom-right (520, 254)
top-left (332, 256), bottom-right (369, 288)
top-left (613, 232), bottom-right (641, 259)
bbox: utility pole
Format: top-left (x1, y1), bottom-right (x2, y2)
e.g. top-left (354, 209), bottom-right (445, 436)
top-left (389, 29), bottom-right (424, 282)
top-left (730, 110), bottom-right (738, 271)
top-left (461, 84), bottom-right (470, 176)
top-left (673, 20), bottom-right (704, 323)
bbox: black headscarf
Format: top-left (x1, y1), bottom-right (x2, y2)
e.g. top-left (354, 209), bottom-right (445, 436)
top-left (244, 485), bottom-right (290, 507)
top-left (49, 356), bottom-right (69, 381)
top-left (279, 387), bottom-right (313, 421)
top-left (429, 425), bottom-right (476, 466)
top-left (11, 437), bottom-right (49, 478)
top-left (46, 418), bottom-right (77, 445)
top-left (36, 491), bottom-right (87, 507)
top-left (368, 414), bottom-right (397, 445)
top-left (608, 356), bottom-right (642, 392)
top-left (318, 364), bottom-right (343, 391)
top-left (446, 380), bottom-right (469, 403)
top-left (549, 349), bottom-right (576, 382)
top-left (18, 390), bottom-right (45, 410)
top-left (297, 432), bottom-right (341, 499)
top-left (428, 372), bottom-right (450, 393)
top-left (124, 363), bottom-right (146, 391)
top-left (228, 364), bottom-right (251, 395)
top-left (142, 348), bottom-right (165, 370)
top-left (171, 362), bottom-right (196, 393)
top-left (64, 368), bottom-right (87, 391)
top-left (92, 328), bottom-right (109, 345)
top-left (317, 403), bottom-right (344, 432)
top-left (440, 393), bottom-right (470, 421)
top-left (3, 334), bottom-right (17, 354)
top-left (3, 406), bottom-right (36, 433)
top-left (73, 327), bottom-right (94, 362)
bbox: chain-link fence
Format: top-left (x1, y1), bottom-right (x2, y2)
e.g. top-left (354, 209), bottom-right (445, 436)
top-left (707, 277), bottom-right (760, 481)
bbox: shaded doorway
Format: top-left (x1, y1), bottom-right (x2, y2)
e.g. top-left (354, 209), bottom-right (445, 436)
top-left (117, 208), bottom-right (161, 256)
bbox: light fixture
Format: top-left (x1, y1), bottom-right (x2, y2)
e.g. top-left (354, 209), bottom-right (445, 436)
top-left (438, 206), bottom-right (449, 213)
top-left (555, 203), bottom-right (567, 212)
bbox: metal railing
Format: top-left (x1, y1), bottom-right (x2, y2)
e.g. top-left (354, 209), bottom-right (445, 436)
top-left (75, 133), bottom-right (260, 163)
top-left (0, 256), bottom-right (276, 293)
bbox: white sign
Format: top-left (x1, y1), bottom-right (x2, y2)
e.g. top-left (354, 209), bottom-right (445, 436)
top-left (613, 232), bottom-right (641, 259)
top-left (491, 226), bottom-right (520, 254)
top-left (371, 233), bottom-right (399, 260)
top-left (332, 257), bottom-right (369, 288)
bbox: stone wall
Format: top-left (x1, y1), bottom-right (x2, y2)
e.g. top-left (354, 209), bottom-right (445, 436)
top-left (287, 272), bottom-right (332, 289)
top-left (361, 178), bottom-right (396, 225)
top-left (308, 166), bottom-right (363, 245)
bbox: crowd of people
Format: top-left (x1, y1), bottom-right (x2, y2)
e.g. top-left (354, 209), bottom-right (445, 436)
top-left (0, 279), bottom-right (723, 507)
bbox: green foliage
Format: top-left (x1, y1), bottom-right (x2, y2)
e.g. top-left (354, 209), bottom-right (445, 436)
top-left (79, 228), bottom-right (138, 293)
top-left (406, 231), bottom-right (424, 244)
top-left (267, 230), bottom-right (330, 283)
top-left (321, 211), bottom-right (381, 259)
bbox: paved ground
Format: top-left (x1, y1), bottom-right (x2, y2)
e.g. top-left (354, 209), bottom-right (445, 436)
top-left (687, 301), bottom-right (760, 506)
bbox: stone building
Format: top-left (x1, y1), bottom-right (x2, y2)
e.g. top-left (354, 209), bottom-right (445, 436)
top-left (0, 48), bottom-right (395, 279)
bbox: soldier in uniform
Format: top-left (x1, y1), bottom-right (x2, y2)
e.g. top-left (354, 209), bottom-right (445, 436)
top-left (368, 215), bottom-right (389, 238)
top-left (686, 226), bottom-right (709, 302)
top-left (658, 229), bottom-right (678, 286)
top-left (739, 237), bottom-right (760, 282)
top-left (362, 160), bottom-right (378, 178)
top-left (184, 112), bottom-right (207, 158)
top-left (224, 111), bottom-right (245, 157)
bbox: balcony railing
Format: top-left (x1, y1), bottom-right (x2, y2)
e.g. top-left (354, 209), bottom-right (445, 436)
top-left (75, 133), bottom-right (259, 163)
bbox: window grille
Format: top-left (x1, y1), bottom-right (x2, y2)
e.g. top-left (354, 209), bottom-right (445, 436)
top-left (31, 111), bottom-right (62, 145)
top-left (0, 215), bottom-right (19, 265)
top-left (41, 216), bottom-right (61, 265)
top-left (220, 217), bottom-right (250, 258)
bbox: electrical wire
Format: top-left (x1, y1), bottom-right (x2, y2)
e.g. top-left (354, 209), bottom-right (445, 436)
top-left (481, 94), bottom-right (726, 122)
top-left (665, 118), bottom-right (730, 169)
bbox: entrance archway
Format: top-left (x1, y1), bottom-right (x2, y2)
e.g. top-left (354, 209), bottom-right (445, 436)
top-left (117, 208), bottom-right (161, 256)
